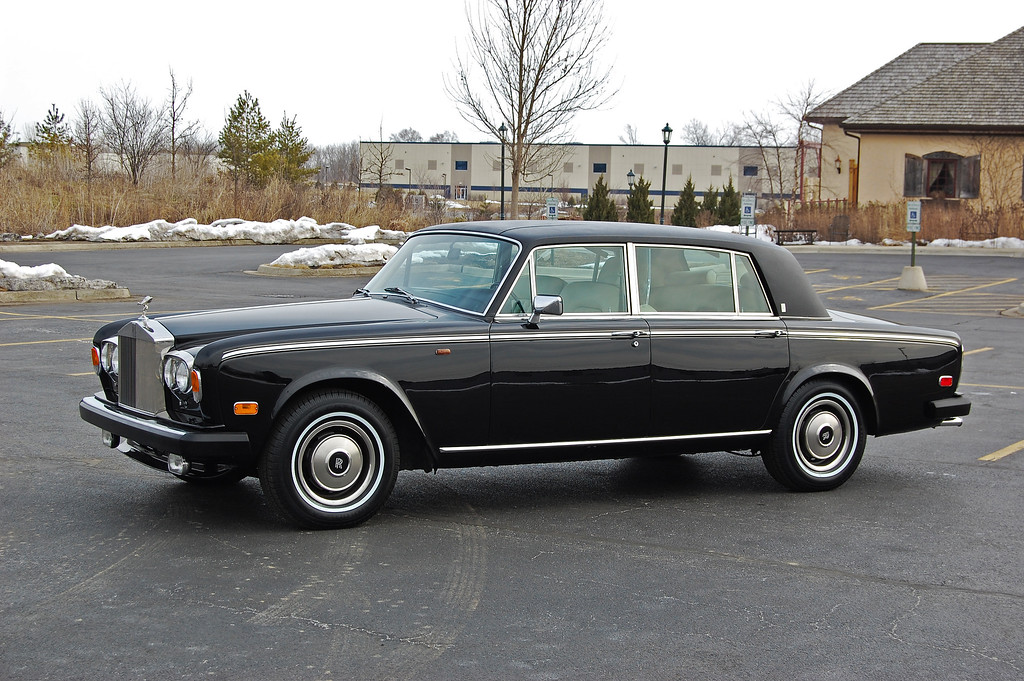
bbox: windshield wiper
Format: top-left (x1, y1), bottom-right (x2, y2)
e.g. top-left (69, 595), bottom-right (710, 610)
top-left (354, 287), bottom-right (371, 297)
top-left (384, 287), bottom-right (419, 304)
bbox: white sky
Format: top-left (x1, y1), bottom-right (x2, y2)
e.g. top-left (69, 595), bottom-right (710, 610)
top-left (2, 1), bottom-right (1018, 147)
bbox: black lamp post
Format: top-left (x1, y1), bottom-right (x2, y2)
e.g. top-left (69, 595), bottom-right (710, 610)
top-left (660, 123), bottom-right (672, 224)
top-left (627, 168), bottom-right (636, 193)
top-left (498, 122), bottom-right (507, 220)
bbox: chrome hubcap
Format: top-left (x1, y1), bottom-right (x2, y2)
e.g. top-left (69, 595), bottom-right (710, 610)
top-left (793, 393), bottom-right (857, 478)
top-left (292, 412), bottom-right (383, 512)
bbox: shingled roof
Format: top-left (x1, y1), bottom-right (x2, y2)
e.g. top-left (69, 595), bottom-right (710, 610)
top-left (807, 25), bottom-right (1024, 132)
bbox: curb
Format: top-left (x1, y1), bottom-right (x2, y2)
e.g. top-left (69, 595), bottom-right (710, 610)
top-left (783, 244), bottom-right (1024, 257)
top-left (252, 264), bottom-right (382, 277)
top-left (0, 287), bottom-right (132, 305)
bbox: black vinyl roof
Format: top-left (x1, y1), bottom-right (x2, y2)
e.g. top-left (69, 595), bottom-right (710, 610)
top-left (417, 220), bottom-right (829, 319)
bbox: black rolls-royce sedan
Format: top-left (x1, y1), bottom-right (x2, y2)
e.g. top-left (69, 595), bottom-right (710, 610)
top-left (80, 221), bottom-right (971, 529)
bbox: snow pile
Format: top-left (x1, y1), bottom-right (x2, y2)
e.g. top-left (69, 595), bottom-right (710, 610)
top-left (930, 237), bottom-right (1024, 249)
top-left (0, 259), bottom-right (117, 292)
top-left (706, 224), bottom-right (775, 243)
top-left (268, 243), bottom-right (398, 269)
top-left (45, 218), bottom-right (406, 245)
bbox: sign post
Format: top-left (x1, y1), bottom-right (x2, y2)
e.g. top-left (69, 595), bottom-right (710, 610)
top-left (898, 200), bottom-right (927, 291)
top-left (906, 200), bottom-right (921, 267)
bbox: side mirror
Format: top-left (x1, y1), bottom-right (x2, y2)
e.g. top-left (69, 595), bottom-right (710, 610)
top-left (528, 294), bottom-right (563, 325)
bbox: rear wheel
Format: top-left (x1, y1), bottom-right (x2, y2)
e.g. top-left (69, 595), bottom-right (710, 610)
top-left (259, 390), bottom-right (399, 529)
top-left (763, 380), bottom-right (866, 491)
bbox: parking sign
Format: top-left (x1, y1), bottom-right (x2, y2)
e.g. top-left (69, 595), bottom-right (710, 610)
top-left (907, 200), bottom-right (922, 233)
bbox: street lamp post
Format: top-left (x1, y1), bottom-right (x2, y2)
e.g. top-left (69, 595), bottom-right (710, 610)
top-left (660, 123), bottom-right (672, 224)
top-left (627, 168), bottom-right (636, 193)
top-left (442, 172), bottom-right (447, 198)
top-left (498, 123), bottom-right (507, 220)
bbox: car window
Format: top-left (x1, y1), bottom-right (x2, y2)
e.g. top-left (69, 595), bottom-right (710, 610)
top-left (367, 233), bottom-right (520, 313)
top-left (535, 245), bottom-right (627, 314)
top-left (638, 245), bottom-right (738, 314)
top-left (735, 254), bottom-right (772, 313)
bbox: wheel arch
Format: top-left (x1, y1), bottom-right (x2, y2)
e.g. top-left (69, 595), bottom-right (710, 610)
top-left (777, 365), bottom-right (878, 435)
top-left (270, 370), bottom-right (436, 473)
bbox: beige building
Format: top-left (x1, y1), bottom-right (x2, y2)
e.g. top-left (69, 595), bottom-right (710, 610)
top-left (807, 25), bottom-right (1024, 210)
top-left (360, 141), bottom-right (798, 209)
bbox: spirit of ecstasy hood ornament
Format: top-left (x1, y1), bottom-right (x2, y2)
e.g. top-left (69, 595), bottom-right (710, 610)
top-left (137, 296), bottom-right (154, 330)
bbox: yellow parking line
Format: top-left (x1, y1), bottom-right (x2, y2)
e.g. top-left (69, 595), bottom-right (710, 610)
top-left (963, 347), bottom-right (993, 356)
top-left (980, 440), bottom-right (1024, 462)
top-left (817, 277), bottom-right (901, 294)
top-left (68, 372), bottom-right (95, 376)
top-left (0, 338), bottom-right (91, 347)
top-left (870, 278), bottom-right (1018, 310)
top-left (961, 382), bottom-right (1024, 391)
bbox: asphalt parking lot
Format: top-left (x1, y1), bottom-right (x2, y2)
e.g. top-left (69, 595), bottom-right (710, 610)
top-left (1, 244), bottom-right (1022, 680)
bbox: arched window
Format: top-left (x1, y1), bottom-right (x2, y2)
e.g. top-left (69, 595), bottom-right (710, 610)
top-left (904, 152), bottom-right (980, 199)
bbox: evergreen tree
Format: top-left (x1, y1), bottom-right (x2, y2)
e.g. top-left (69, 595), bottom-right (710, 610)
top-left (717, 175), bottom-right (741, 226)
top-left (670, 175), bottom-right (698, 227)
top-left (625, 176), bottom-right (655, 223)
top-left (583, 174), bottom-right (618, 221)
top-left (275, 113), bottom-right (318, 184)
top-left (700, 184), bottom-right (719, 222)
top-left (218, 91), bottom-right (275, 191)
top-left (0, 109), bottom-right (18, 169)
top-left (29, 103), bottom-right (72, 160)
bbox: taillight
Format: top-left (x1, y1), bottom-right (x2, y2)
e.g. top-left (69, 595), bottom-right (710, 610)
top-left (939, 375), bottom-right (954, 388)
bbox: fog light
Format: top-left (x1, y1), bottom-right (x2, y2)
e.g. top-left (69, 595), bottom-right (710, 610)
top-left (101, 430), bottom-right (120, 448)
top-left (167, 454), bottom-right (190, 476)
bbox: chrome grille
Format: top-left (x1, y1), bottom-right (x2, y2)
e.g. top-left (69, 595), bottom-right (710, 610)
top-left (117, 319), bottom-right (173, 415)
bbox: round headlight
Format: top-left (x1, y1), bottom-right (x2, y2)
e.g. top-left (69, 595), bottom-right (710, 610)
top-left (173, 360), bottom-right (191, 393)
top-left (163, 359), bottom-right (176, 390)
top-left (100, 341), bottom-right (118, 376)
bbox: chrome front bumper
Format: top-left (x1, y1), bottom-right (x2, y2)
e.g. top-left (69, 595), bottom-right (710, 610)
top-left (79, 394), bottom-right (251, 464)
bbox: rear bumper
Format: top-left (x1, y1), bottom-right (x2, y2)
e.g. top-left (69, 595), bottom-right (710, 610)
top-left (79, 395), bottom-right (251, 464)
top-left (927, 394), bottom-right (972, 421)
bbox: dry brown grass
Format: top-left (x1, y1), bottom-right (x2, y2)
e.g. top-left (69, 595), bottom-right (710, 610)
top-left (0, 163), bottom-right (439, 236)
top-left (763, 199), bottom-right (1023, 243)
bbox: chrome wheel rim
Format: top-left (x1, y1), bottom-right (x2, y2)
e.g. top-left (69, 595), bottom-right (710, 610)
top-left (291, 411), bottom-right (384, 513)
top-left (791, 392), bottom-right (858, 478)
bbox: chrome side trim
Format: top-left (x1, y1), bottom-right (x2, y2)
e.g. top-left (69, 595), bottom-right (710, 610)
top-left (438, 429), bottom-right (772, 454)
top-left (787, 329), bottom-right (961, 347)
top-left (221, 334), bottom-right (491, 361)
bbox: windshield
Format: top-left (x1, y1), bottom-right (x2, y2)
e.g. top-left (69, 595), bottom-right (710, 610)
top-left (365, 232), bottom-right (521, 313)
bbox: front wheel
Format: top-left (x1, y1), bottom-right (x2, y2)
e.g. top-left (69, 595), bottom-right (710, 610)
top-left (259, 390), bottom-right (400, 529)
top-left (762, 381), bottom-right (866, 492)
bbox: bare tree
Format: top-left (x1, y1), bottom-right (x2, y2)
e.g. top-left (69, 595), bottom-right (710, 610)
top-left (680, 119), bottom-right (713, 145)
top-left (742, 109), bottom-right (788, 202)
top-left (618, 123), bottom-right (639, 145)
top-left (390, 128), bottom-right (423, 142)
top-left (361, 124), bottom-right (397, 203)
top-left (681, 118), bottom-right (746, 146)
top-left (166, 68), bottom-right (200, 181)
top-left (73, 98), bottom-right (103, 196)
top-left (428, 130), bottom-right (460, 143)
top-left (181, 131), bottom-right (218, 178)
top-left (100, 81), bottom-right (167, 185)
top-left (445, 0), bottom-right (616, 218)
top-left (314, 142), bottom-right (361, 185)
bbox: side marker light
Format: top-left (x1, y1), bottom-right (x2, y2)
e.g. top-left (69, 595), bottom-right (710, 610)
top-left (234, 402), bottom-right (259, 416)
top-left (939, 375), bottom-right (954, 388)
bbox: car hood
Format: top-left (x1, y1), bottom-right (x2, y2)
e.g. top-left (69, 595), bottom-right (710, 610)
top-left (154, 297), bottom-right (440, 348)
